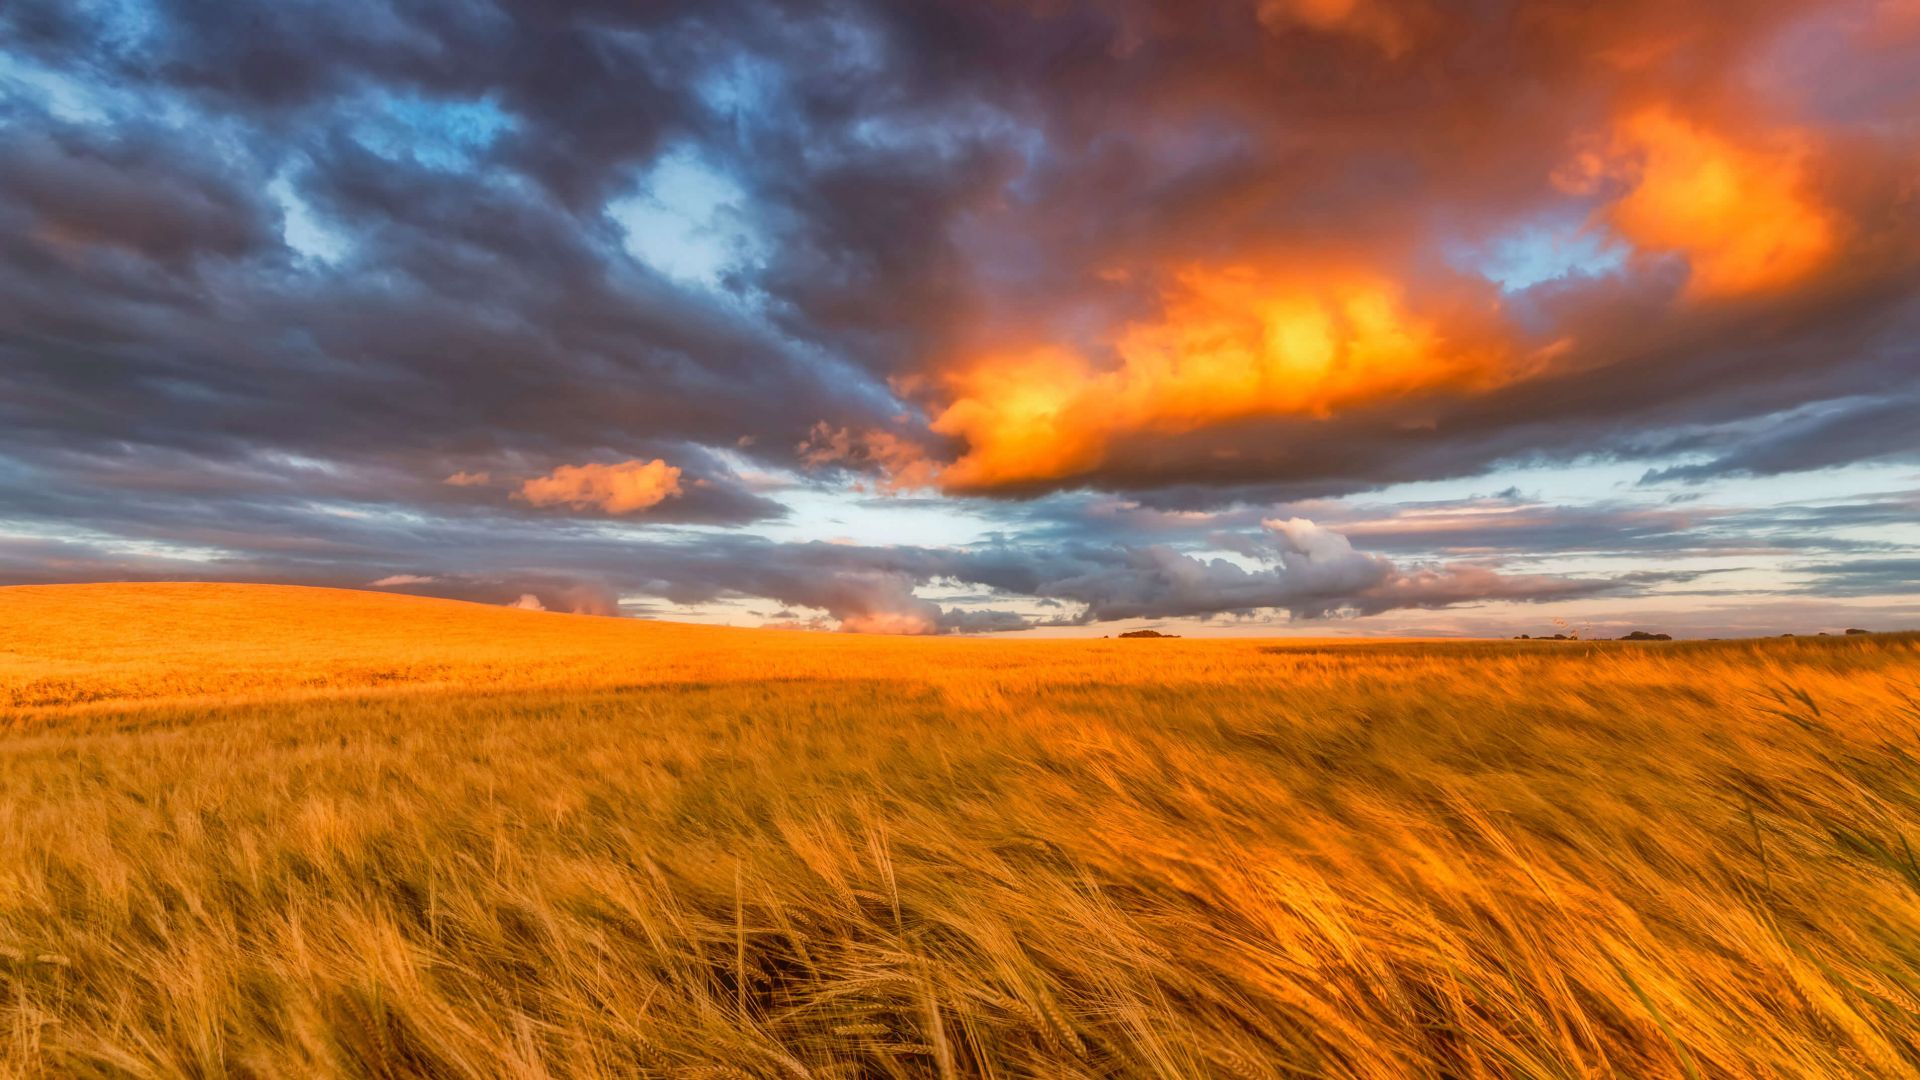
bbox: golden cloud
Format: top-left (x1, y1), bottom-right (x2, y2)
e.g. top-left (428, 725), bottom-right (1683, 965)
top-left (931, 265), bottom-right (1512, 490)
top-left (1580, 107), bottom-right (1838, 299)
top-left (518, 459), bottom-right (684, 514)
top-left (1255, 0), bottom-right (1413, 55)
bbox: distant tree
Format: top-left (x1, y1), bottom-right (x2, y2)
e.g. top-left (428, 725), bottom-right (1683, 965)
top-left (1845, 628), bottom-right (1871, 635)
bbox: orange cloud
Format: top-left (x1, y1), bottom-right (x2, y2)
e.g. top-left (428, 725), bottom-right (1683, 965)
top-left (931, 265), bottom-right (1512, 490)
top-left (444, 470), bottom-right (491, 487)
top-left (837, 609), bottom-right (937, 635)
top-left (518, 459), bottom-right (683, 514)
top-left (1255, 0), bottom-right (1412, 55)
top-left (1581, 107), bottom-right (1837, 299)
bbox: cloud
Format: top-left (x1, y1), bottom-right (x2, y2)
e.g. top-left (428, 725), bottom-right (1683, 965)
top-left (1, 0), bottom-right (1917, 633)
top-left (1787, 557), bottom-right (1920, 597)
top-left (568, 516), bottom-right (1618, 633)
top-left (1576, 107), bottom-right (1837, 300)
top-left (675, 564), bottom-right (1026, 636)
top-left (518, 459), bottom-right (684, 514)
top-left (838, 609), bottom-right (935, 635)
top-left (932, 266), bottom-right (1515, 491)
top-left (0, 121), bottom-right (278, 266)
top-left (4, 0), bottom-right (1915, 508)
top-left (1000, 517), bottom-right (1612, 623)
top-left (5, 457), bottom-right (1900, 634)
top-left (1640, 394), bottom-right (1920, 483)
top-left (413, 577), bottom-right (621, 617)
top-left (1255, 0), bottom-right (1416, 55)
top-left (798, 423), bottom-right (940, 492)
top-left (369, 574), bottom-right (435, 586)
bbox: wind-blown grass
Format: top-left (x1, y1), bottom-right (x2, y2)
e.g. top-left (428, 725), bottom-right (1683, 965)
top-left (3, 583), bottom-right (1920, 1077)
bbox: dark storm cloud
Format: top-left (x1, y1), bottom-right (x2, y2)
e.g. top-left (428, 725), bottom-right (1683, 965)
top-left (0, 121), bottom-right (276, 265)
top-left (1788, 558), bottom-right (1920, 597)
top-left (975, 487), bottom-right (1920, 567)
top-left (0, 1), bottom-right (909, 494)
top-left (1640, 393), bottom-right (1920, 483)
top-left (967, 526), bottom-right (1619, 623)
top-left (1290, 493), bottom-right (1920, 560)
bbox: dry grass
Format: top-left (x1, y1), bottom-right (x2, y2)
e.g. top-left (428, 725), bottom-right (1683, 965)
top-left (3, 584), bottom-right (1920, 1078)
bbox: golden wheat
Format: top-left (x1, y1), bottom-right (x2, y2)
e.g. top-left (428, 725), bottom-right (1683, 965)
top-left (3, 583), bottom-right (1919, 1078)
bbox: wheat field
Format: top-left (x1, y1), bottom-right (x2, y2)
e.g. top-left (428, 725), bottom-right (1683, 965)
top-left (3, 584), bottom-right (1920, 1078)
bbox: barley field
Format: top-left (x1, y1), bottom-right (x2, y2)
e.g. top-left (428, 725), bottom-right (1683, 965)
top-left (3, 583), bottom-right (1920, 1078)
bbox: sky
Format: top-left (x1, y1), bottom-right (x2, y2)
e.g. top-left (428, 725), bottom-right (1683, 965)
top-left (1, 0), bottom-right (1917, 638)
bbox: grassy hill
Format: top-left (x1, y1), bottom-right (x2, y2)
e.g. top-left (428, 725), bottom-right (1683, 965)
top-left (3, 584), bottom-right (1920, 1077)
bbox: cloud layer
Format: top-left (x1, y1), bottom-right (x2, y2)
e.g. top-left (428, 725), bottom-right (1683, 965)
top-left (1, 0), bottom-right (1915, 632)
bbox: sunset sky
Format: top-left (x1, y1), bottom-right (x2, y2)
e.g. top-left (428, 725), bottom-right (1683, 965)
top-left (3, 0), bottom-right (1917, 636)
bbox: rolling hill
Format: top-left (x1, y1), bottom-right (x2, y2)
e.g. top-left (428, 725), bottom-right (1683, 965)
top-left (3, 583), bottom-right (1919, 1078)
